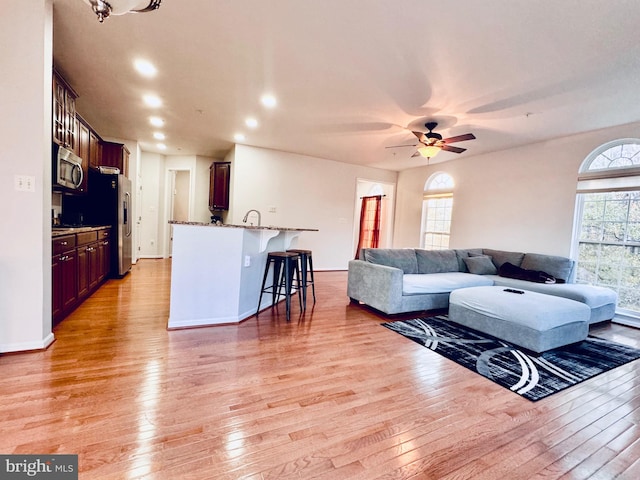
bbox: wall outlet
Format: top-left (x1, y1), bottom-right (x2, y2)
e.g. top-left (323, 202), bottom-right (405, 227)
top-left (268, 205), bottom-right (277, 213)
top-left (244, 255), bottom-right (251, 267)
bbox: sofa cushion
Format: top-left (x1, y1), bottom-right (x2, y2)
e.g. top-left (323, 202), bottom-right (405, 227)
top-left (362, 248), bottom-right (418, 274)
top-left (402, 272), bottom-right (494, 295)
top-left (487, 275), bottom-right (617, 309)
top-left (483, 248), bottom-right (525, 269)
top-left (415, 249), bottom-right (459, 273)
top-left (462, 255), bottom-right (498, 275)
top-left (454, 248), bottom-right (484, 272)
top-left (520, 253), bottom-right (574, 283)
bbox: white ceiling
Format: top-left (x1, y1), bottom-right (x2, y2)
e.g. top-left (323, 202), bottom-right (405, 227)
top-left (52, 0), bottom-right (640, 171)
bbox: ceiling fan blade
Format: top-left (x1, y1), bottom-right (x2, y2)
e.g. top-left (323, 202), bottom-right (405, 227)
top-left (441, 145), bottom-right (466, 154)
top-left (411, 151), bottom-right (422, 158)
top-left (412, 131), bottom-right (426, 142)
top-left (442, 133), bottom-right (476, 144)
top-left (385, 144), bottom-right (417, 149)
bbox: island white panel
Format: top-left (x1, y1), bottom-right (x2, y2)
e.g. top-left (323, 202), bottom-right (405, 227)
top-left (168, 225), bottom-right (243, 327)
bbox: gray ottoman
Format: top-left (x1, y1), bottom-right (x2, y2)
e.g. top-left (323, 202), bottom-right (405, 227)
top-left (449, 286), bottom-right (590, 353)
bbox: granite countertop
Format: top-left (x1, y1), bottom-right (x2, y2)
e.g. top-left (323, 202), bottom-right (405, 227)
top-left (52, 225), bottom-right (111, 237)
top-left (168, 220), bottom-right (318, 232)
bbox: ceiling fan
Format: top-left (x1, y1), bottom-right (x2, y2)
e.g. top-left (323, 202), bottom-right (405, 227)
top-left (387, 122), bottom-right (476, 159)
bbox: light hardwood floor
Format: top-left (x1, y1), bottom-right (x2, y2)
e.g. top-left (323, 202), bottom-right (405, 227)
top-left (2, 259), bottom-right (640, 479)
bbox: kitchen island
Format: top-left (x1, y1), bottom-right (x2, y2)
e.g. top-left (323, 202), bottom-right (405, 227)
top-left (167, 221), bottom-right (318, 328)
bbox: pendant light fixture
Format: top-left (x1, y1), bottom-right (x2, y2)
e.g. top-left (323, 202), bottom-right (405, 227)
top-left (84, 1), bottom-right (162, 23)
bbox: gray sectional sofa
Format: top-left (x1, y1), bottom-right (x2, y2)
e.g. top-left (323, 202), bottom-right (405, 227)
top-left (347, 247), bottom-right (617, 324)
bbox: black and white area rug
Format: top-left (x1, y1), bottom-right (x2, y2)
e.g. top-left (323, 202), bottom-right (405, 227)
top-left (382, 315), bottom-right (640, 402)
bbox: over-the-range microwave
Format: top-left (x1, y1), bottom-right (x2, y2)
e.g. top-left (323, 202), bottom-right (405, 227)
top-left (53, 143), bottom-right (84, 192)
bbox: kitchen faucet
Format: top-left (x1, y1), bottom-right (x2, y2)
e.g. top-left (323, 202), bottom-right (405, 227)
top-left (242, 209), bottom-right (261, 226)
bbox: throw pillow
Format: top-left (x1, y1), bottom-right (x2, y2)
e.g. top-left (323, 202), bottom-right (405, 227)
top-left (454, 248), bottom-right (483, 271)
top-left (462, 255), bottom-right (498, 275)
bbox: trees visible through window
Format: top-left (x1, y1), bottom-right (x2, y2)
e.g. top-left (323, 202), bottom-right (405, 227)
top-left (574, 140), bottom-right (640, 317)
top-left (421, 173), bottom-right (454, 250)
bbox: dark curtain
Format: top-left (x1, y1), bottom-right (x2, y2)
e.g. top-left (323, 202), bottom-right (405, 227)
top-left (355, 195), bottom-right (382, 259)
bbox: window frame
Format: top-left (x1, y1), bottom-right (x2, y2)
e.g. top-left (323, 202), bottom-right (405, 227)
top-left (420, 172), bottom-right (454, 250)
top-left (571, 138), bottom-right (640, 321)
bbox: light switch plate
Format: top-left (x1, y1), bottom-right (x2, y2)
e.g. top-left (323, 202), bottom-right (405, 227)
top-left (14, 175), bottom-right (35, 192)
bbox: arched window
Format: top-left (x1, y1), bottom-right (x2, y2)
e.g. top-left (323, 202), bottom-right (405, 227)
top-left (421, 173), bottom-right (454, 250)
top-left (573, 139), bottom-right (640, 319)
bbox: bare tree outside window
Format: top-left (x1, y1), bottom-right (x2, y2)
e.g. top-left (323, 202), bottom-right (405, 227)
top-left (575, 140), bottom-right (640, 316)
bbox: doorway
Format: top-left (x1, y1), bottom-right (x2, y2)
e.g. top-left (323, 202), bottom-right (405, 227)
top-left (353, 179), bottom-right (396, 254)
top-left (167, 169), bottom-right (191, 256)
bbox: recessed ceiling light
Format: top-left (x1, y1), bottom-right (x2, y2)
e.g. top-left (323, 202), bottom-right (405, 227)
top-left (134, 59), bottom-right (157, 77)
top-left (149, 116), bottom-right (164, 127)
top-left (245, 117), bottom-right (258, 128)
top-left (153, 132), bottom-right (165, 140)
top-left (234, 133), bottom-right (246, 142)
top-left (143, 94), bottom-right (162, 108)
top-left (261, 94), bottom-right (277, 108)
top-left (157, 143), bottom-right (167, 150)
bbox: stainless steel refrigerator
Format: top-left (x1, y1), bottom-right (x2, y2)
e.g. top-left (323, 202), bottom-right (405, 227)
top-left (87, 171), bottom-right (132, 277)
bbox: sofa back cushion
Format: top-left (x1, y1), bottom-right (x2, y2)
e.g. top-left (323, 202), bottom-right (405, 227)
top-left (520, 253), bottom-right (574, 283)
top-left (415, 249), bottom-right (459, 273)
top-left (362, 248), bottom-right (418, 274)
top-left (483, 248), bottom-right (525, 269)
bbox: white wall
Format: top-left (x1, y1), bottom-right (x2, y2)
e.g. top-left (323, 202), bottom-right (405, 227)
top-left (0, 0), bottom-right (54, 352)
top-left (394, 121), bottom-right (640, 257)
top-left (229, 145), bottom-right (398, 270)
top-left (139, 152), bottom-right (164, 257)
top-left (139, 152), bottom-right (218, 258)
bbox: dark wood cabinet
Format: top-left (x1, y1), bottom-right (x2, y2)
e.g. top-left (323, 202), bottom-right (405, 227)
top-left (89, 129), bottom-right (101, 170)
top-left (76, 245), bottom-right (90, 299)
top-left (209, 162), bottom-right (231, 211)
top-left (97, 229), bottom-right (111, 283)
top-left (76, 231), bottom-right (99, 298)
top-left (76, 118), bottom-right (90, 193)
top-left (52, 70), bottom-right (78, 152)
top-left (101, 141), bottom-right (129, 176)
top-left (52, 234), bottom-right (78, 326)
top-left (52, 227), bottom-right (111, 326)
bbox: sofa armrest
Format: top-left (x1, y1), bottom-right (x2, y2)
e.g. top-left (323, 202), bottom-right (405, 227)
top-left (347, 260), bottom-right (404, 314)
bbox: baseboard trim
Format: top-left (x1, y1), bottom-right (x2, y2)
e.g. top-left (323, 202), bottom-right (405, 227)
top-left (0, 332), bottom-right (55, 354)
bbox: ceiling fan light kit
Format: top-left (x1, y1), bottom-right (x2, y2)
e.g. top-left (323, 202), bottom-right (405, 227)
top-left (84, 0), bottom-right (162, 23)
top-left (417, 145), bottom-right (441, 158)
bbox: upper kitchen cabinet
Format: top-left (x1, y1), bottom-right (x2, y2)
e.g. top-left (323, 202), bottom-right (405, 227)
top-left (52, 69), bottom-right (78, 152)
top-left (209, 162), bottom-right (231, 211)
top-left (76, 117), bottom-right (90, 193)
top-left (101, 141), bottom-right (129, 176)
top-left (89, 129), bottom-right (102, 170)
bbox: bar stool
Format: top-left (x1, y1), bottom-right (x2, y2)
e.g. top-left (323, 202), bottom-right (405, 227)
top-left (287, 248), bottom-right (316, 309)
top-left (257, 251), bottom-right (302, 321)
